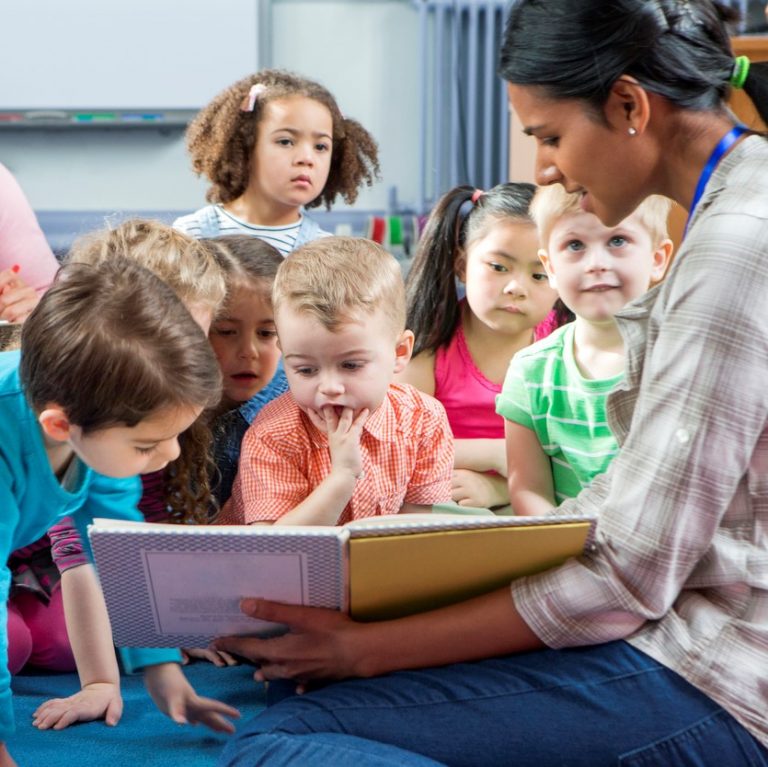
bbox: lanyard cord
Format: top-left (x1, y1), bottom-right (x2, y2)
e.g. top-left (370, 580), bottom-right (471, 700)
top-left (684, 124), bottom-right (748, 238)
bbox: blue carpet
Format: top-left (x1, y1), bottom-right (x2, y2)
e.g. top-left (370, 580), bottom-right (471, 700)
top-left (9, 663), bottom-right (266, 766)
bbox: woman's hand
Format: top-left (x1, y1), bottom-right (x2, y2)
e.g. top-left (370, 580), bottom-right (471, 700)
top-left (212, 599), bottom-right (369, 689)
top-left (31, 682), bottom-right (123, 730)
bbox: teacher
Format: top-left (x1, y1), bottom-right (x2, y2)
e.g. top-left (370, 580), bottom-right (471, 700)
top-left (215, 2), bottom-right (768, 764)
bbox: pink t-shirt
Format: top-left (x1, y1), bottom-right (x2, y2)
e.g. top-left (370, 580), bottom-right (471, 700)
top-left (0, 163), bottom-right (59, 295)
top-left (434, 322), bottom-right (505, 439)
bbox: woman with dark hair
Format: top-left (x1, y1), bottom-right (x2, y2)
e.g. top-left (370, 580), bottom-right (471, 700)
top-left (214, 3), bottom-right (768, 765)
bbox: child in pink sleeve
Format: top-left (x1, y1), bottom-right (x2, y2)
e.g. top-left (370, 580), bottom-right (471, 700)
top-left (0, 163), bottom-right (59, 323)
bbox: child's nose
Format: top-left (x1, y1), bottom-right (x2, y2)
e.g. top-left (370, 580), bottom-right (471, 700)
top-left (318, 373), bottom-right (344, 396)
top-left (295, 141), bottom-right (315, 165)
top-left (586, 248), bottom-right (611, 271)
top-left (156, 437), bottom-right (181, 465)
top-left (503, 273), bottom-right (527, 297)
top-left (238, 337), bottom-right (259, 360)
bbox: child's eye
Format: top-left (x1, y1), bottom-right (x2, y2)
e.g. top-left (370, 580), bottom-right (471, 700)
top-left (315, 142), bottom-right (331, 153)
top-left (276, 137), bottom-right (294, 147)
top-left (295, 366), bottom-right (316, 377)
top-left (532, 272), bottom-right (549, 282)
top-left (608, 236), bottom-right (628, 248)
top-left (341, 361), bottom-right (365, 371)
top-left (212, 327), bottom-right (236, 337)
top-left (488, 262), bottom-right (508, 273)
top-left (566, 239), bottom-right (585, 252)
top-left (540, 136), bottom-right (559, 148)
top-left (135, 446), bottom-right (156, 455)
top-left (257, 328), bottom-right (278, 340)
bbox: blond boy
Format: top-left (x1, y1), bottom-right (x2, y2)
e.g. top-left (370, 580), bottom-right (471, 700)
top-left (497, 186), bottom-right (673, 516)
top-left (224, 237), bottom-right (454, 526)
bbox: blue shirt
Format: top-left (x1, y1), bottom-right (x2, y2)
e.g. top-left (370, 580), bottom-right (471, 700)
top-left (211, 361), bottom-right (289, 508)
top-left (0, 350), bottom-right (143, 737)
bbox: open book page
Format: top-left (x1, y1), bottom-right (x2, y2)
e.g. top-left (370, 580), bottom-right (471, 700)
top-left (89, 519), bottom-right (348, 647)
top-left (344, 510), bottom-right (596, 538)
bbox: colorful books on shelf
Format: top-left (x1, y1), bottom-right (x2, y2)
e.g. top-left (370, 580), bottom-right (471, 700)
top-left (88, 511), bottom-right (595, 647)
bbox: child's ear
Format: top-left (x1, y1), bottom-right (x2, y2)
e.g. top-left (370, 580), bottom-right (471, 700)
top-left (393, 329), bottom-right (415, 374)
top-left (650, 238), bottom-right (674, 284)
top-left (38, 405), bottom-right (73, 443)
top-left (538, 249), bottom-right (557, 289)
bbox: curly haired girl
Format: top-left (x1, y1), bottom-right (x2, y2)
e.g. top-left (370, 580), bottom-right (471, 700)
top-left (174, 69), bottom-right (380, 255)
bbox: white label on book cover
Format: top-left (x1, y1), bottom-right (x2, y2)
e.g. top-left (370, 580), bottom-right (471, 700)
top-left (142, 550), bottom-right (309, 636)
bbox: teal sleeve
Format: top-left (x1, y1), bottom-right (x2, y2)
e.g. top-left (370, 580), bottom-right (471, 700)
top-left (495, 357), bottom-right (535, 428)
top-left (0, 566), bottom-right (15, 740)
top-left (70, 474), bottom-right (180, 676)
top-left (0, 485), bottom-right (18, 740)
top-left (73, 473), bottom-right (142, 563)
top-left (119, 646), bottom-right (183, 675)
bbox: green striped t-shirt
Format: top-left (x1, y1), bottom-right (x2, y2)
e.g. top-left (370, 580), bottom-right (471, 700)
top-left (496, 323), bottom-right (622, 503)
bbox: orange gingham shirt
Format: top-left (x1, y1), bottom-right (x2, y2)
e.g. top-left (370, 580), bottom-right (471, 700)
top-left (224, 383), bottom-right (454, 525)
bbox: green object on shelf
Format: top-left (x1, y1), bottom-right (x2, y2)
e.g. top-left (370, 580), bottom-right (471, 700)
top-left (389, 215), bottom-right (403, 246)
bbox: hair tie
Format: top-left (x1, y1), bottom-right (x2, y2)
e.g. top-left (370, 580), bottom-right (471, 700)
top-left (471, 189), bottom-right (485, 204)
top-left (241, 83), bottom-right (267, 112)
top-left (730, 56), bottom-right (750, 90)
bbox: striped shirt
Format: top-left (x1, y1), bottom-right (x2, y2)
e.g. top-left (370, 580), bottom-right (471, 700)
top-left (510, 135), bottom-right (768, 748)
top-left (496, 322), bottom-right (621, 502)
top-left (174, 205), bottom-right (306, 257)
top-left (222, 383), bottom-right (454, 525)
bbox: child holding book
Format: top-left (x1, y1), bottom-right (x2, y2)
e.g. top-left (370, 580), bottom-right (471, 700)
top-left (222, 236), bottom-right (454, 526)
top-left (0, 258), bottom-right (238, 767)
top-left (174, 69), bottom-right (379, 253)
top-left (497, 185), bottom-right (672, 515)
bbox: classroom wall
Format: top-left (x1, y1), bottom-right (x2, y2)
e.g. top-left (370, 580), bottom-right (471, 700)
top-left (0, 0), bottom-right (419, 216)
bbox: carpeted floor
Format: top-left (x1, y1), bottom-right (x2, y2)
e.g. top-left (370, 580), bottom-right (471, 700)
top-left (9, 663), bottom-right (266, 766)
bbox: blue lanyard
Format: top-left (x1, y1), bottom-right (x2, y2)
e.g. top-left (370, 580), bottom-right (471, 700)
top-left (684, 124), bottom-right (748, 238)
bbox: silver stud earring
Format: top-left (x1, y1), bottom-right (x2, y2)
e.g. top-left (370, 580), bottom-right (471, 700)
top-left (628, 127), bottom-right (637, 136)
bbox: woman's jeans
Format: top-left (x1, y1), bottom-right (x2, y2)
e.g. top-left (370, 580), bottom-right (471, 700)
top-left (219, 641), bottom-right (768, 766)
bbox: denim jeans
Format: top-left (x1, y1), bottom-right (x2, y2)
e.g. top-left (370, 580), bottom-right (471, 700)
top-left (219, 641), bottom-right (768, 766)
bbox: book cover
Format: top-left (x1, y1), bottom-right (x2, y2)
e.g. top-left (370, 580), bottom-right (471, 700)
top-left (89, 520), bottom-right (348, 647)
top-left (89, 513), bottom-right (594, 647)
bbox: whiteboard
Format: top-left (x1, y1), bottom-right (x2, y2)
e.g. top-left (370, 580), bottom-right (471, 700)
top-left (0, 0), bottom-right (259, 110)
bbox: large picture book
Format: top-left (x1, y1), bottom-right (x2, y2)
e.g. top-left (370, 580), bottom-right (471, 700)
top-left (88, 512), bottom-right (595, 647)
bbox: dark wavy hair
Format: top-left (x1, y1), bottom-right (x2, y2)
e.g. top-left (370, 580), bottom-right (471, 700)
top-left (186, 69), bottom-right (380, 209)
top-left (499, 0), bottom-right (768, 125)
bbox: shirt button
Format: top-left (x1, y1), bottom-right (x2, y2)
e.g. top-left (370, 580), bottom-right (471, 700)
top-left (675, 428), bottom-right (690, 444)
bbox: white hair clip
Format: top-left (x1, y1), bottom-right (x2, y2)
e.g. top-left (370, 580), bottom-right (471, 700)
top-left (241, 83), bottom-right (267, 112)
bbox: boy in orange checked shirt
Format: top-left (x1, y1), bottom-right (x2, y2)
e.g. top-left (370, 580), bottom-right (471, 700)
top-left (222, 236), bottom-right (454, 526)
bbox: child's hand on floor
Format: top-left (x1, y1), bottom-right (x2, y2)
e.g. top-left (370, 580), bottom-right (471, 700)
top-left (181, 647), bottom-right (240, 667)
top-left (451, 469), bottom-right (509, 509)
top-left (143, 662), bottom-right (240, 733)
top-left (31, 682), bottom-right (123, 730)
